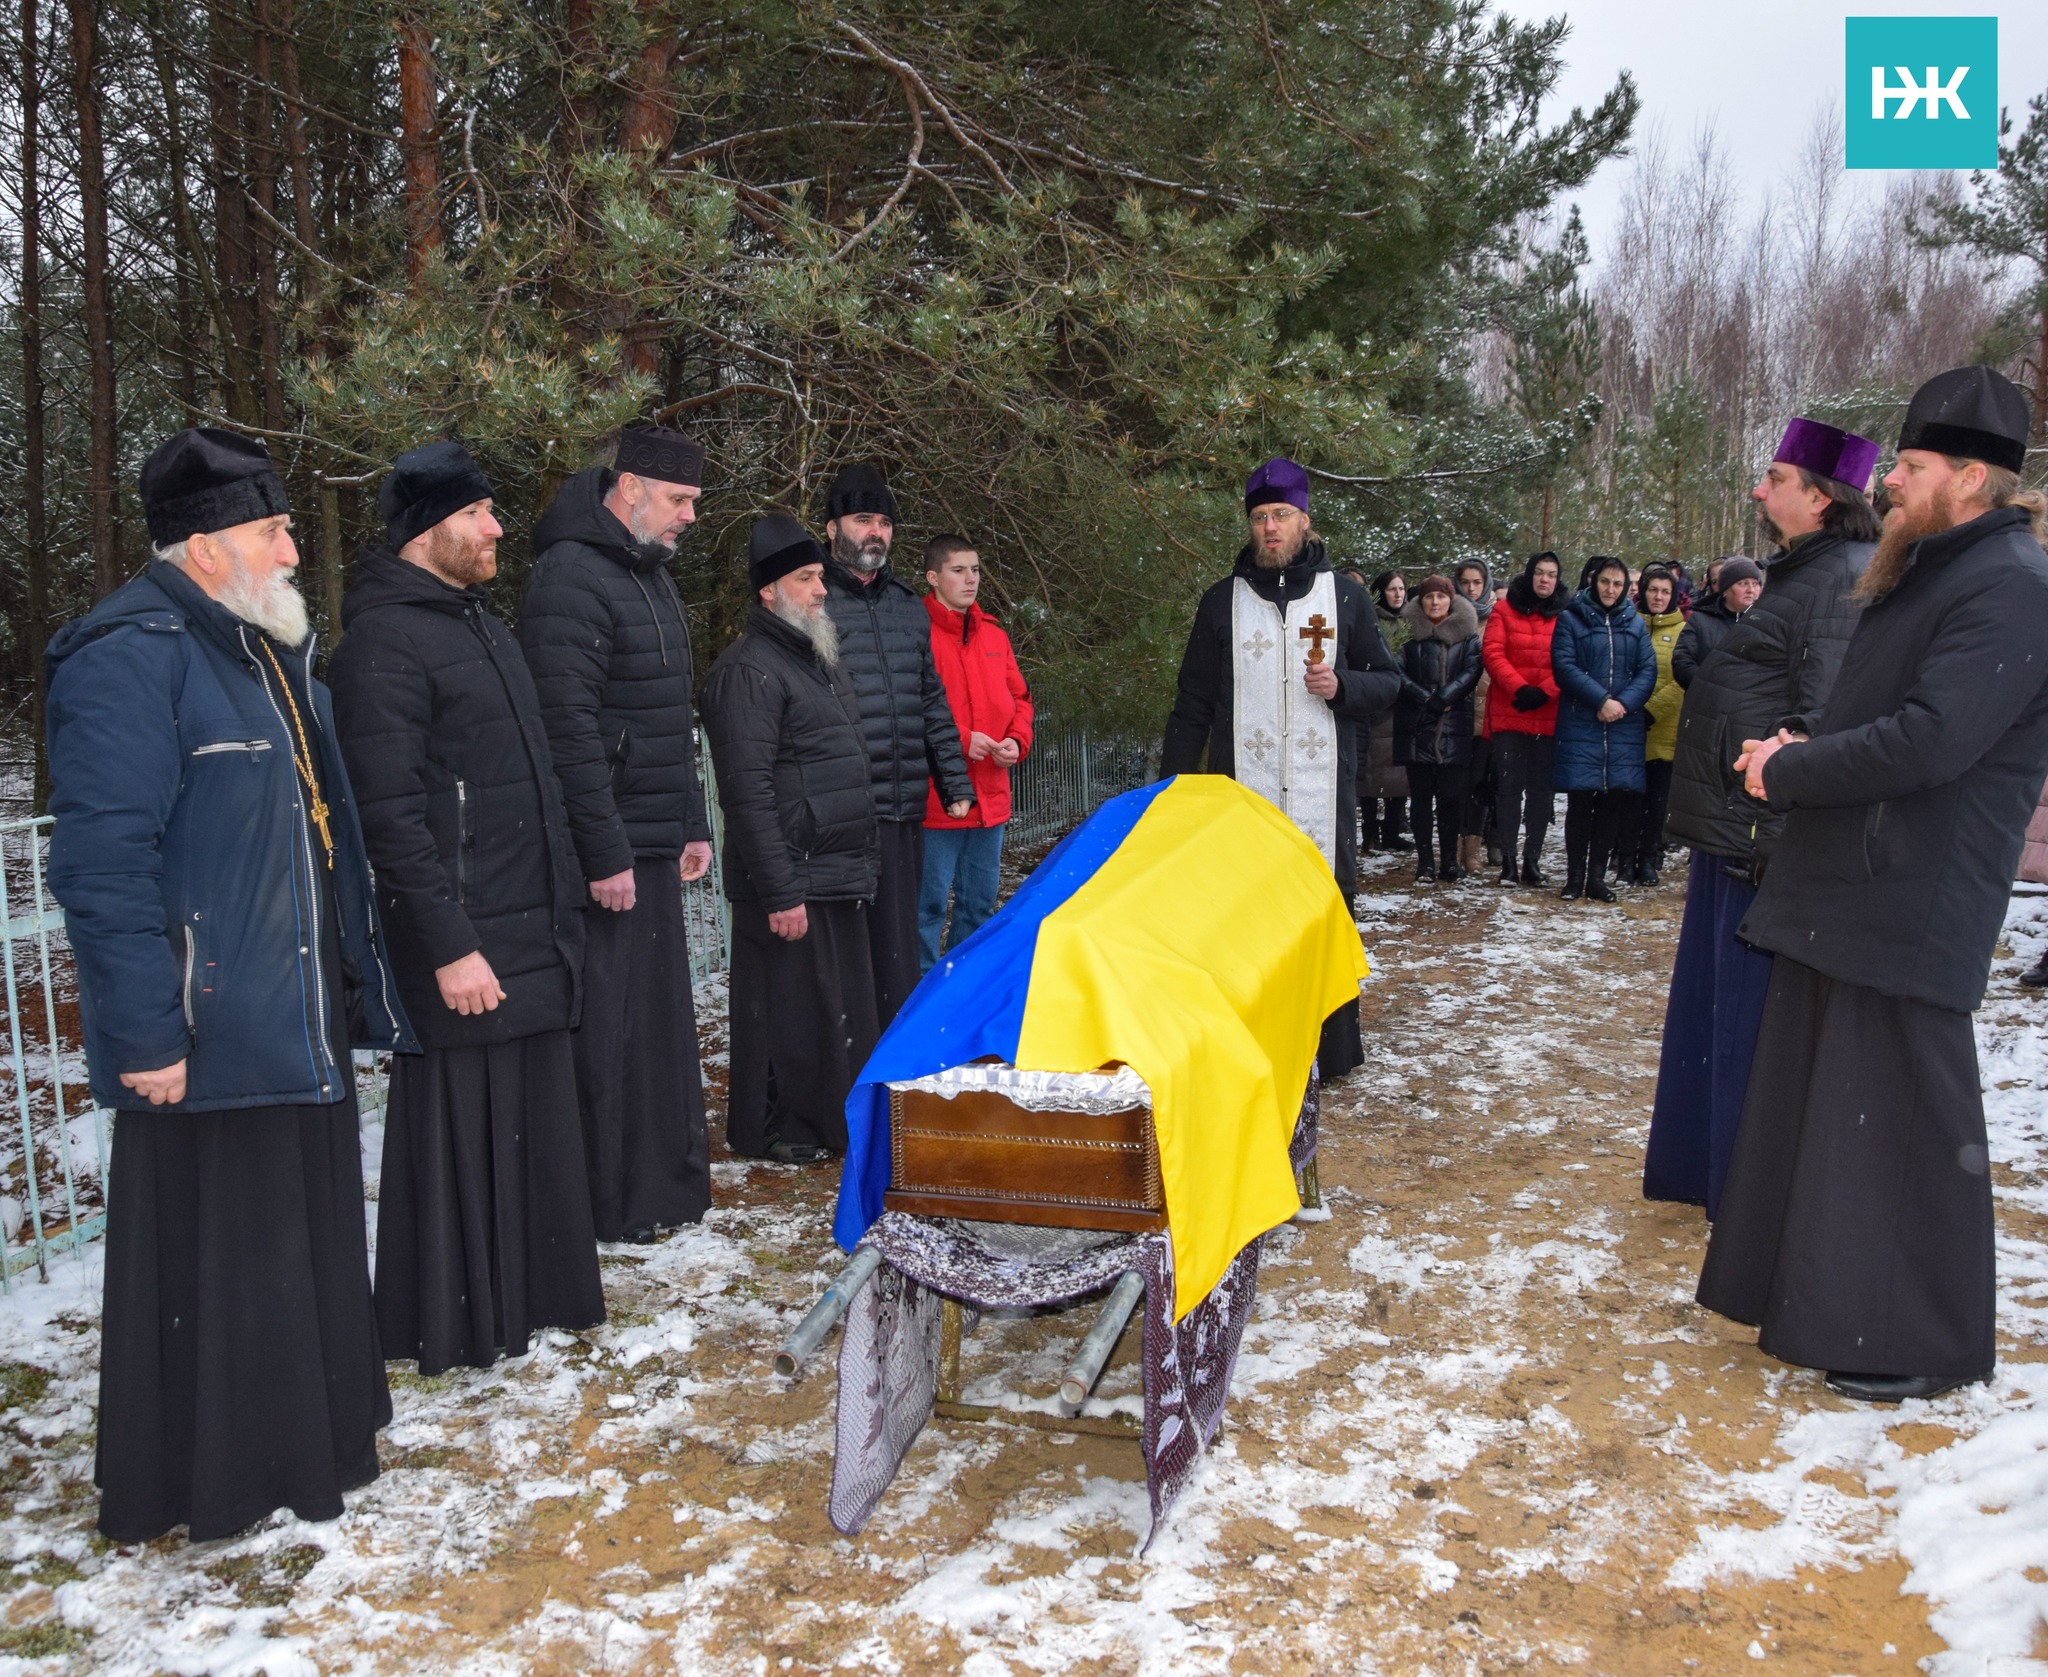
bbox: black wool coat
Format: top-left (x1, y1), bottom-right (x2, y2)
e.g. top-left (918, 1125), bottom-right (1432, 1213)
top-left (328, 548), bottom-right (586, 1049)
top-left (818, 559), bottom-right (973, 824)
top-left (1392, 594), bottom-right (1484, 767)
top-left (1666, 529), bottom-right (1873, 865)
top-left (1160, 542), bottom-right (1401, 892)
top-left (700, 604), bottom-right (879, 911)
top-left (518, 468), bottom-right (711, 879)
top-left (1742, 506), bottom-right (2048, 1014)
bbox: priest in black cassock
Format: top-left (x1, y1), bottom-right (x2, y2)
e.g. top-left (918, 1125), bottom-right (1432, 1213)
top-left (47, 428), bottom-right (414, 1541)
top-left (330, 442), bottom-right (605, 1374)
top-left (1160, 456), bottom-right (1401, 1077)
top-left (703, 517), bottom-right (882, 1162)
top-left (521, 425), bottom-right (714, 1242)
top-left (1699, 366), bottom-right (2048, 1402)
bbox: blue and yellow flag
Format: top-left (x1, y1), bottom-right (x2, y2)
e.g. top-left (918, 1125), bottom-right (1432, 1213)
top-left (833, 774), bottom-right (1367, 1318)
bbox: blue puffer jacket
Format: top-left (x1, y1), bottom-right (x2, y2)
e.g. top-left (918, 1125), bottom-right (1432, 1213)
top-left (45, 561), bottom-right (414, 1112)
top-left (1551, 590), bottom-right (1657, 793)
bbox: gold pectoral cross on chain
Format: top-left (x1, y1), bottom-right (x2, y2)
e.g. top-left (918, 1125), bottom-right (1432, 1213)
top-left (260, 640), bottom-right (337, 870)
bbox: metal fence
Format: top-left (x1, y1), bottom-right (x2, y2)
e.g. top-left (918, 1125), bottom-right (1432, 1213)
top-left (0, 730), bottom-right (1144, 1281)
top-left (0, 816), bottom-right (108, 1291)
top-left (675, 727), bottom-right (1153, 980)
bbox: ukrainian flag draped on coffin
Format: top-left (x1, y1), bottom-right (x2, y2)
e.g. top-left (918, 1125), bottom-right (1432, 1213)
top-left (833, 774), bottom-right (1368, 1319)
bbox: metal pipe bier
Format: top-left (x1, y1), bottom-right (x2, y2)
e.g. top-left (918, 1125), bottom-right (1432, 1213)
top-left (774, 1245), bottom-right (883, 1377)
top-left (1056, 1271), bottom-right (1145, 1415)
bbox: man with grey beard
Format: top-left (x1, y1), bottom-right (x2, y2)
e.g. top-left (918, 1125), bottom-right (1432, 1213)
top-left (702, 515), bottom-right (880, 1162)
top-left (818, 464), bottom-right (974, 1029)
top-left (45, 427), bottom-right (413, 1541)
top-left (522, 426), bottom-right (715, 1242)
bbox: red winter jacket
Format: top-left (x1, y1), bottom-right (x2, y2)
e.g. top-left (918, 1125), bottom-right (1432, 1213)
top-left (1482, 594), bottom-right (1562, 736)
top-left (923, 596), bottom-right (1034, 828)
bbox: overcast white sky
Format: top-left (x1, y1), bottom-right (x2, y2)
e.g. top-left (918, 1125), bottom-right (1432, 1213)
top-left (1497, 0), bottom-right (2048, 268)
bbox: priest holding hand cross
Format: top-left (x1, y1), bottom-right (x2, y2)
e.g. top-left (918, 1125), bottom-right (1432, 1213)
top-left (1161, 456), bottom-right (1401, 1077)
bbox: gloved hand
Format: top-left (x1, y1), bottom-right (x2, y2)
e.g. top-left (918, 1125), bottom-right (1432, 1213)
top-left (1422, 692), bottom-right (1448, 718)
top-left (1513, 685), bottom-right (1547, 712)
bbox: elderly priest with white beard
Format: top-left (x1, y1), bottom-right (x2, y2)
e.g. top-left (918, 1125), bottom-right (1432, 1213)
top-left (703, 515), bottom-right (882, 1164)
top-left (45, 428), bottom-right (416, 1543)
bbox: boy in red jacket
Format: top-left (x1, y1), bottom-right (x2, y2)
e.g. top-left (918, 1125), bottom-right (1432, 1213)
top-left (920, 535), bottom-right (1034, 969)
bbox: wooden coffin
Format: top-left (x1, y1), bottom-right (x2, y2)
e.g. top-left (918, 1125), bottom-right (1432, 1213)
top-left (883, 1083), bottom-right (1166, 1233)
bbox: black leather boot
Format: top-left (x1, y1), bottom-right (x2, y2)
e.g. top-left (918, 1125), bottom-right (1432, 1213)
top-left (1586, 843), bottom-right (1617, 901)
top-left (2022, 951), bottom-right (2048, 988)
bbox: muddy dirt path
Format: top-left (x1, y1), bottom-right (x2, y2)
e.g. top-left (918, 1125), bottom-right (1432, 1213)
top-left (4, 860), bottom-right (2044, 1675)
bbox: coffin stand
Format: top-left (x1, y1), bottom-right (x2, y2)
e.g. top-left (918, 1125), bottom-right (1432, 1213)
top-left (779, 1060), bottom-right (1321, 1437)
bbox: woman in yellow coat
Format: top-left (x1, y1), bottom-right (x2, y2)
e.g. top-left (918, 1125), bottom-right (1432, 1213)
top-left (1628, 563), bottom-right (1687, 884)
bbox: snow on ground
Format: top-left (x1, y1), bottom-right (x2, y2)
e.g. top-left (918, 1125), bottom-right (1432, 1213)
top-left (0, 866), bottom-right (2042, 1673)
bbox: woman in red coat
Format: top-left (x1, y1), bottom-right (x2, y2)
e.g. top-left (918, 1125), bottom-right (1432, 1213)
top-left (1482, 551), bottom-right (1567, 885)
top-left (920, 536), bottom-right (1034, 970)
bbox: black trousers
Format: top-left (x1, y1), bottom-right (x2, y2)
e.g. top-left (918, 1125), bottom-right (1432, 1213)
top-left (1406, 760), bottom-right (1471, 869)
top-left (1628, 758), bottom-right (1675, 869)
top-left (726, 897), bottom-right (881, 1154)
top-left (1463, 734), bottom-right (1497, 839)
top-left (1564, 789), bottom-right (1641, 885)
top-left (1493, 733), bottom-right (1556, 863)
top-left (574, 856), bottom-right (711, 1239)
top-left (869, 819), bottom-right (925, 1030)
top-left (1697, 957), bottom-right (1994, 1381)
top-left (1366, 797), bottom-right (1408, 845)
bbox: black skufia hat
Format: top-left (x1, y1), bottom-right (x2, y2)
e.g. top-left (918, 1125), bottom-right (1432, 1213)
top-left (824, 463), bottom-right (899, 523)
top-left (139, 427), bottom-right (290, 547)
top-left (748, 514), bottom-right (825, 591)
top-left (1897, 366), bottom-right (2031, 474)
top-left (380, 441), bottom-right (497, 549)
top-left (614, 424), bottom-right (705, 488)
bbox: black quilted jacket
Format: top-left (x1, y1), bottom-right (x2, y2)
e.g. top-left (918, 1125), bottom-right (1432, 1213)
top-left (1671, 593), bottom-right (1745, 689)
top-left (1666, 529), bottom-right (1873, 865)
top-left (818, 557), bottom-right (974, 823)
top-left (700, 604), bottom-right (879, 910)
top-left (328, 548), bottom-right (585, 1049)
top-left (519, 468), bottom-right (711, 879)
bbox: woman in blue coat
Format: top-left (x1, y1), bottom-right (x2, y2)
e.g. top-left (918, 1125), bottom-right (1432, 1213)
top-left (1551, 556), bottom-right (1656, 900)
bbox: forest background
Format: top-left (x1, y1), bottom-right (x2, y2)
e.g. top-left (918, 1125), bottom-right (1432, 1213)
top-left (0, 0), bottom-right (2044, 794)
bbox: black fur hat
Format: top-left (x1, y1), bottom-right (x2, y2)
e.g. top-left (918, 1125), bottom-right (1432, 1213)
top-left (139, 428), bottom-right (290, 547)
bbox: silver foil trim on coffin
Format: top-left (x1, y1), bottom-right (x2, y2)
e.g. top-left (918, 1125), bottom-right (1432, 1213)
top-left (885, 1060), bottom-right (1152, 1115)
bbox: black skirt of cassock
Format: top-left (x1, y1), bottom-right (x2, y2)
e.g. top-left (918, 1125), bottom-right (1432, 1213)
top-left (375, 1029), bottom-right (606, 1376)
top-left (574, 857), bottom-right (711, 1239)
top-left (724, 897), bottom-right (881, 1156)
top-left (1695, 956), bottom-right (1996, 1381)
top-left (868, 819), bottom-right (925, 1032)
top-left (95, 1098), bottom-right (391, 1543)
top-left (1319, 1000), bottom-right (1364, 1079)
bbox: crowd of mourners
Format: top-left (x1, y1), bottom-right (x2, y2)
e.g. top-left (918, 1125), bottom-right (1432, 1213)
top-left (1351, 549), bottom-right (1790, 901)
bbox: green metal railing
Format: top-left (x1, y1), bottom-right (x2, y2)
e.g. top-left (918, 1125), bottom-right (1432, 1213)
top-left (0, 816), bottom-right (109, 1290)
